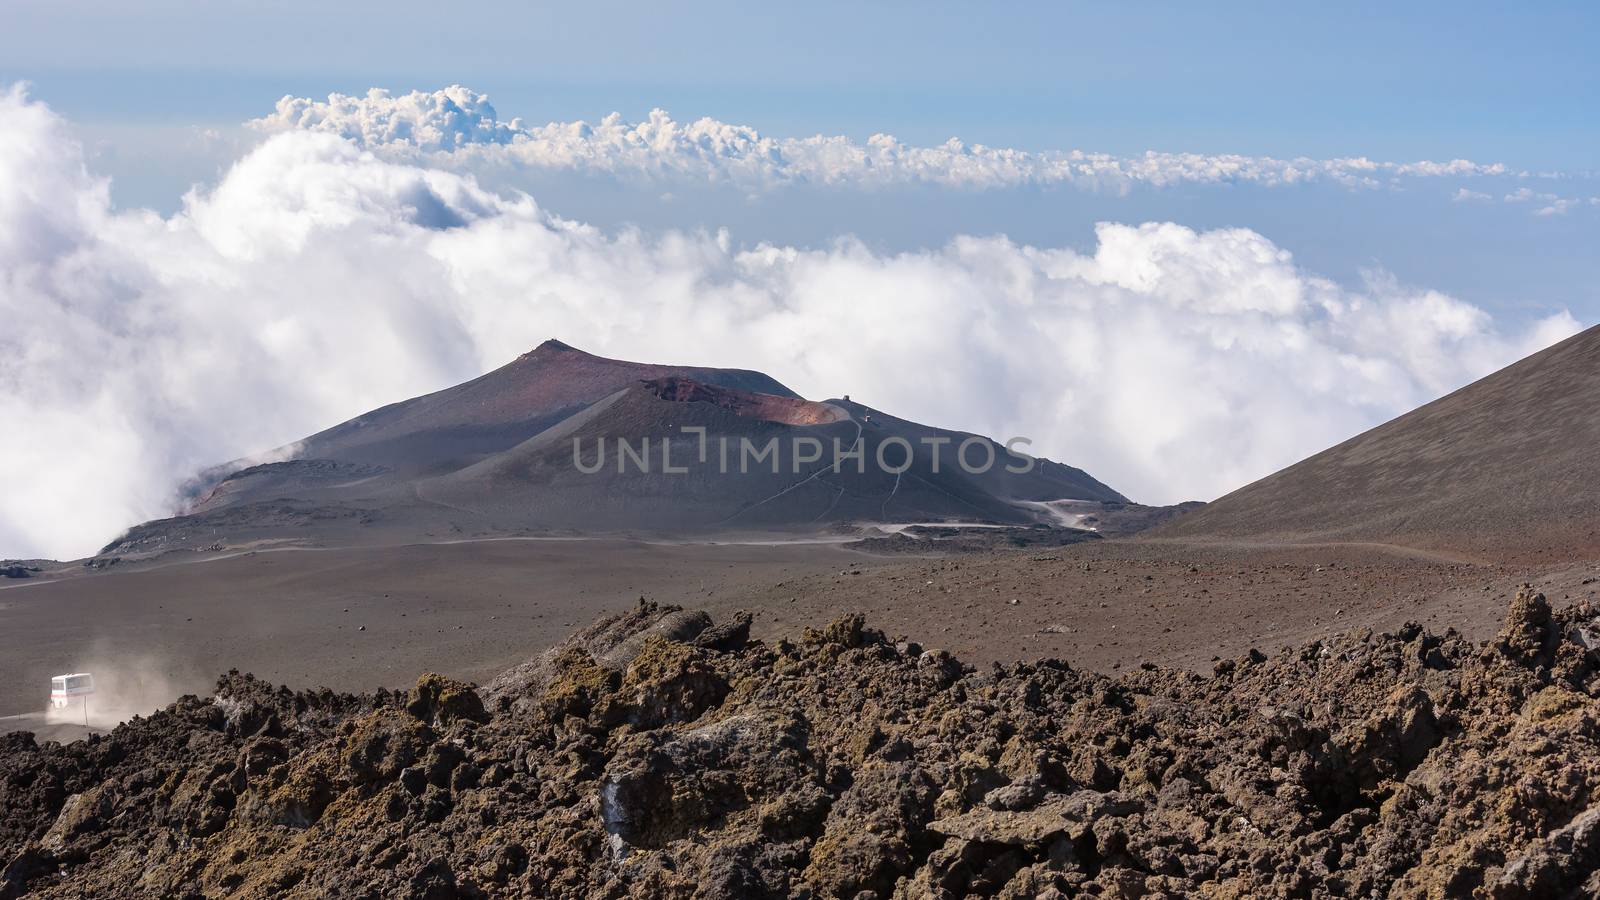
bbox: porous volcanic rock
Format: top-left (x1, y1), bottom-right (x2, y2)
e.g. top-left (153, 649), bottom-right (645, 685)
top-left (5, 589), bottom-right (1600, 897)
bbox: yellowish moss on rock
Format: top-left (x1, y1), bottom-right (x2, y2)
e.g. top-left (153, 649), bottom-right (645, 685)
top-left (407, 672), bottom-right (488, 726)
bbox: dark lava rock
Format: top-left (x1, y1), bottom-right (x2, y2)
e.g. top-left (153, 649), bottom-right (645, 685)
top-left (6, 593), bottom-right (1600, 897)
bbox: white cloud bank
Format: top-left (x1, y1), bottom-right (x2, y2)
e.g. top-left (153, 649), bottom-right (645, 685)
top-left (1, 85), bottom-right (1582, 559)
top-left (253, 86), bottom-right (1517, 193)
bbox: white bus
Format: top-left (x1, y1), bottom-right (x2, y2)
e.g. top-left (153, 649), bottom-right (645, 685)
top-left (50, 673), bottom-right (95, 709)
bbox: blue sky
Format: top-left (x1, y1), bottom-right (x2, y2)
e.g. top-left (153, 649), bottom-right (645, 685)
top-left (7, 1), bottom-right (1597, 167)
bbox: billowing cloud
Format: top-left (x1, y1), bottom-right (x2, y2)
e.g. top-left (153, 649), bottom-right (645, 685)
top-left (252, 87), bottom-right (1517, 193)
top-left (1, 85), bottom-right (1582, 560)
top-left (259, 85), bottom-right (524, 151)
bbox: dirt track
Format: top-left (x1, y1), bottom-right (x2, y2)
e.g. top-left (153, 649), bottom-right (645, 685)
top-left (0, 538), bottom-right (878, 721)
top-left (6, 534), bottom-right (1595, 729)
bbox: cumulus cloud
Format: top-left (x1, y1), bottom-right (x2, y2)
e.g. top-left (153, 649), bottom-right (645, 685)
top-left (1, 85), bottom-right (1582, 559)
top-left (1502, 186), bottom-right (1598, 216)
top-left (251, 87), bottom-right (1515, 193)
top-left (262, 85), bottom-right (524, 150)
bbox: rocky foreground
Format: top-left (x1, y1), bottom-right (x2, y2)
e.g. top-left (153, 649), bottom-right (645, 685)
top-left (4, 588), bottom-right (1600, 898)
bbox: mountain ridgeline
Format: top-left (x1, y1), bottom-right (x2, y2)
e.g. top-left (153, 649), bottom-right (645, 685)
top-left (106, 340), bottom-right (1130, 556)
top-left (1154, 324), bottom-right (1600, 563)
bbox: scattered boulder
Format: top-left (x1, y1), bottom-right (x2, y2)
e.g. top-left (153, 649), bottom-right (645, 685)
top-left (692, 611), bottom-right (752, 653)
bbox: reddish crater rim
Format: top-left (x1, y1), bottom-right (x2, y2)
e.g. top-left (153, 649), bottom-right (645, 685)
top-left (641, 376), bottom-right (847, 426)
top-left (520, 338), bottom-right (580, 358)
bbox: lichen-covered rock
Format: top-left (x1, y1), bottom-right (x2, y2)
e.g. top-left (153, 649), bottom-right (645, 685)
top-left (343, 709), bottom-right (434, 785)
top-left (238, 747), bottom-right (335, 827)
top-left (407, 672), bottom-right (489, 727)
top-left (40, 784), bottom-right (113, 851)
top-left (618, 637), bottom-right (728, 729)
top-left (600, 711), bottom-right (819, 855)
top-left (539, 645), bottom-right (621, 721)
top-left (930, 789), bottom-right (1139, 845)
top-left (806, 761), bottom-right (937, 897)
top-left (1500, 583), bottom-right (1556, 666)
